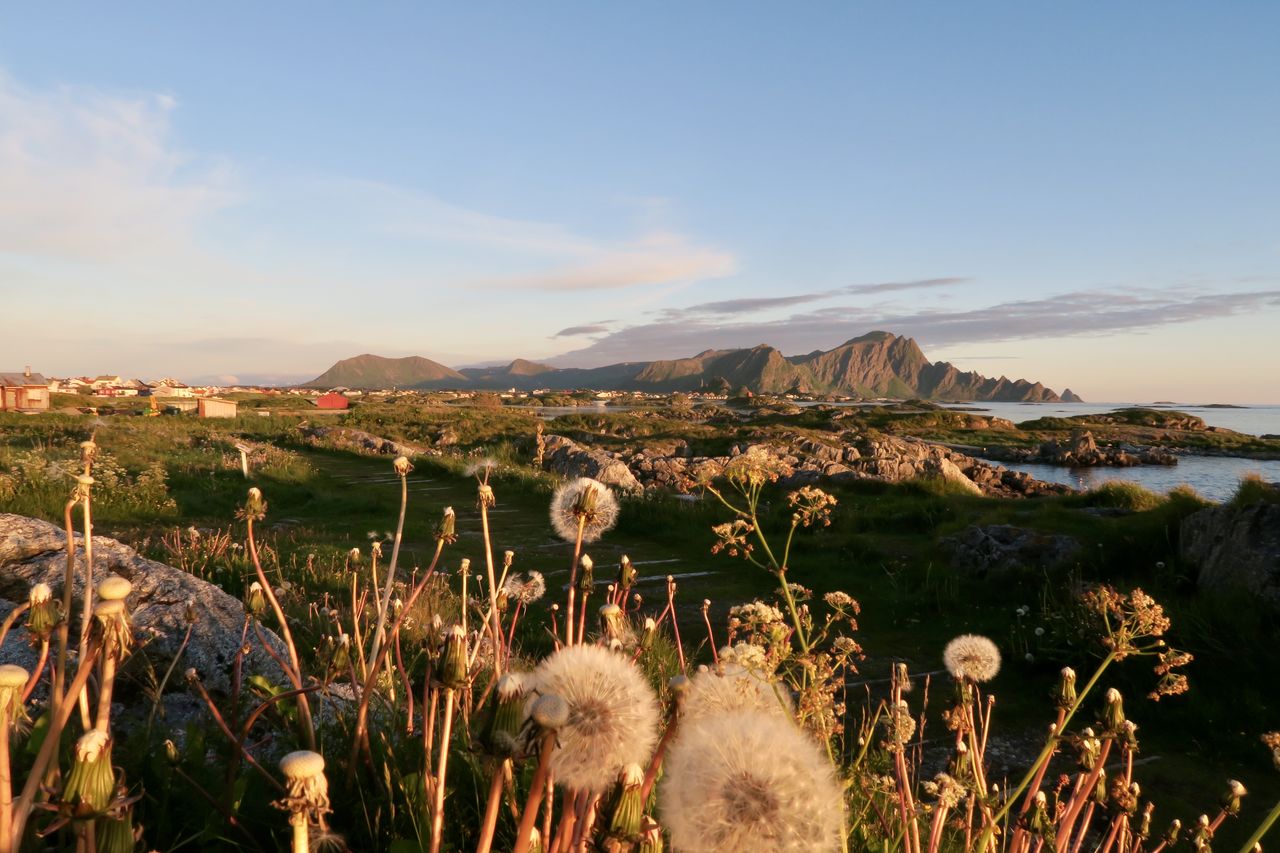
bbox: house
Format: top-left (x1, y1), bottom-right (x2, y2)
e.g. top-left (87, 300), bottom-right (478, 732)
top-left (90, 375), bottom-right (124, 391)
top-left (198, 398), bottom-right (238, 418)
top-left (315, 392), bottom-right (350, 410)
top-left (1, 369), bottom-right (51, 412)
top-left (150, 380), bottom-right (195, 398)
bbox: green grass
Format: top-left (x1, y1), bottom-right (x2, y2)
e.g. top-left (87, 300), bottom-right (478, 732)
top-left (2, 406), bottom-right (1278, 849)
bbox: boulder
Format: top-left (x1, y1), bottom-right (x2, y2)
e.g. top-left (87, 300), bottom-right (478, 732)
top-left (923, 456), bottom-right (983, 495)
top-left (540, 435), bottom-right (643, 494)
top-left (1180, 502), bottom-right (1280, 608)
top-left (0, 513), bottom-right (286, 695)
top-left (944, 524), bottom-right (1082, 575)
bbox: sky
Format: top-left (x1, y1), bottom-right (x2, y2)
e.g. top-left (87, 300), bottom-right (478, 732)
top-left (0, 3), bottom-right (1278, 401)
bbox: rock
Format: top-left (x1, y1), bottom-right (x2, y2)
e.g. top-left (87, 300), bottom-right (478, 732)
top-left (299, 425), bottom-right (429, 458)
top-left (923, 457), bottom-right (983, 495)
top-left (540, 435), bottom-right (643, 494)
top-left (1180, 502), bottom-right (1280, 608)
top-left (0, 513), bottom-right (287, 695)
top-left (944, 525), bottom-right (1082, 575)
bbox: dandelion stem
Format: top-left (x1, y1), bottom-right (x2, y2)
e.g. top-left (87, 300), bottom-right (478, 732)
top-left (565, 516), bottom-right (586, 646)
top-left (513, 731), bottom-right (557, 853)
top-left (369, 468), bottom-right (409, 675)
top-left (429, 688), bottom-right (456, 853)
top-left (1238, 797), bottom-right (1280, 853)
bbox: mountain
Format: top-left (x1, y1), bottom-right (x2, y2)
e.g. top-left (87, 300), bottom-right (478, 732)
top-left (308, 332), bottom-right (1073, 401)
top-left (303, 354), bottom-right (466, 389)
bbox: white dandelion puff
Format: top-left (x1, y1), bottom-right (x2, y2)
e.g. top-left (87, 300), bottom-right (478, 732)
top-left (943, 634), bottom-right (1001, 682)
top-left (683, 663), bottom-right (792, 723)
top-left (532, 643), bottom-right (660, 792)
top-left (549, 477), bottom-right (619, 543)
top-left (660, 710), bottom-right (844, 853)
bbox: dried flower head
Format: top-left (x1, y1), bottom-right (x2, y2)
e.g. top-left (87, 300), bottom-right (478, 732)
top-left (25, 582), bottom-right (60, 640)
top-left (788, 486), bottom-right (837, 528)
top-left (550, 477), bottom-right (619, 543)
top-left (710, 519), bottom-right (755, 558)
top-left (533, 643), bottom-right (660, 792)
top-left (393, 455), bottom-right (413, 476)
top-left (660, 710), bottom-right (844, 852)
top-left (434, 506), bottom-right (457, 544)
top-left (63, 730), bottom-right (115, 812)
top-left (0, 664), bottom-right (29, 729)
top-left (943, 634), bottom-right (1001, 682)
top-left (276, 750), bottom-right (331, 827)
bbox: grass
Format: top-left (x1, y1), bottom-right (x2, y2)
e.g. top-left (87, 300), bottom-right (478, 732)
top-left (1, 405), bottom-right (1278, 849)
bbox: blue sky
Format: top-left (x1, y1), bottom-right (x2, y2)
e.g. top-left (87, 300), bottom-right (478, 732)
top-left (1, 3), bottom-right (1277, 400)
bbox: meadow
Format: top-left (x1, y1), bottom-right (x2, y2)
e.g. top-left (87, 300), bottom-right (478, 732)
top-left (0, 401), bottom-right (1277, 852)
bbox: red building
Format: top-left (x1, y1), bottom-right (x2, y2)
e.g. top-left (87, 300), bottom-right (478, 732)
top-left (1, 370), bottom-right (50, 412)
top-left (315, 392), bottom-right (350, 410)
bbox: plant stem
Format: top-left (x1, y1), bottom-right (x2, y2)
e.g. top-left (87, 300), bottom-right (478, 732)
top-left (369, 471), bottom-right (409, 673)
top-left (429, 688), bottom-right (456, 853)
top-left (1238, 797), bottom-right (1280, 853)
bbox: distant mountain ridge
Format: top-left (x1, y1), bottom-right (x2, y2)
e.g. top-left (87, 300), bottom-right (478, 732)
top-left (305, 332), bottom-right (1076, 402)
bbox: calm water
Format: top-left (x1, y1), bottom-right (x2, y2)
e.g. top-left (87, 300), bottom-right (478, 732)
top-left (943, 401), bottom-right (1280, 437)
top-left (990, 455), bottom-right (1280, 503)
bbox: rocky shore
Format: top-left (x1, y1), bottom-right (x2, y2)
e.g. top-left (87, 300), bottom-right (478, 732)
top-left (538, 431), bottom-right (1072, 498)
top-left (975, 430), bottom-right (1178, 467)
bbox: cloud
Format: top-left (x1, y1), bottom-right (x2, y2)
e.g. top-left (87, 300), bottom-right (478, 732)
top-left (843, 277), bottom-right (969, 295)
top-left (553, 322), bottom-right (614, 337)
top-left (550, 286), bottom-right (1280, 366)
top-left (0, 72), bottom-right (234, 265)
top-left (346, 180), bottom-right (736, 292)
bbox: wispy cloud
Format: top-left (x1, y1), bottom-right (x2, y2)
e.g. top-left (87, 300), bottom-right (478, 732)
top-left (551, 286), bottom-right (1280, 365)
top-left (843, 277), bottom-right (969, 295)
top-left (553, 322), bottom-right (614, 337)
top-left (0, 72), bottom-right (234, 265)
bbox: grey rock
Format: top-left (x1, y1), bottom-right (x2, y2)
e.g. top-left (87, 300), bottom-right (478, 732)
top-left (0, 513), bottom-right (286, 695)
top-left (540, 435), bottom-right (643, 494)
top-left (944, 524), bottom-right (1082, 575)
top-left (1181, 502), bottom-right (1280, 607)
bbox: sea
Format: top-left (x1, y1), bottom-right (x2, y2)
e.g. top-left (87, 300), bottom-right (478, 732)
top-left (941, 401), bottom-right (1280, 502)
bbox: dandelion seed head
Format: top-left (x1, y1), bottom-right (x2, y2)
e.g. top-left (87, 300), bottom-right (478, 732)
top-left (550, 477), bottom-right (619, 543)
top-left (943, 634), bottom-right (1001, 682)
top-left (533, 643), bottom-right (660, 792)
top-left (683, 662), bottom-right (791, 722)
top-left (661, 710), bottom-right (844, 853)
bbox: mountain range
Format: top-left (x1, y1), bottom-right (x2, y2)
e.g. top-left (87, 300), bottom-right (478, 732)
top-left (304, 331), bottom-right (1081, 402)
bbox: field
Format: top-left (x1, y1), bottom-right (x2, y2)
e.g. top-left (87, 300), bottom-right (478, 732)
top-left (1, 399), bottom-right (1277, 851)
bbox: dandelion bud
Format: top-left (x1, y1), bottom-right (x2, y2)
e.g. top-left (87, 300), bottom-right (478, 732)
top-left (531, 693), bottom-right (570, 731)
top-left (435, 506), bottom-right (457, 543)
top-left (483, 673), bottom-right (528, 757)
top-left (607, 763), bottom-right (645, 840)
top-left (1223, 779), bottom-right (1247, 815)
top-left (436, 625), bottom-right (469, 689)
top-left (477, 482), bottom-right (496, 508)
top-left (393, 455), bottom-right (412, 476)
top-left (1164, 818), bottom-right (1182, 847)
top-left (0, 664), bottom-right (30, 729)
top-left (185, 667), bottom-right (199, 684)
top-left (1137, 802), bottom-right (1154, 840)
top-left (184, 598), bottom-right (199, 624)
top-left (1056, 666), bottom-right (1077, 709)
top-left (503, 550), bottom-right (514, 568)
top-left (94, 598), bottom-right (132, 658)
top-left (576, 554), bottom-right (595, 594)
top-left (347, 547), bottom-right (361, 565)
top-left (600, 603), bottom-right (624, 640)
top-left (245, 581), bottom-right (267, 616)
top-left (1104, 687), bottom-right (1126, 733)
top-left (63, 730), bottom-right (115, 812)
top-left (164, 738), bottom-right (180, 765)
top-left (640, 617), bottom-right (657, 652)
top-left (527, 827), bottom-right (546, 853)
top-left (25, 582), bottom-right (60, 640)
top-left (245, 487), bottom-right (266, 520)
top-left (1093, 769), bottom-right (1108, 804)
top-left (618, 554), bottom-right (636, 589)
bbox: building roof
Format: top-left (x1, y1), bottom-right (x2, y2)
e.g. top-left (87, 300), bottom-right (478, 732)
top-left (0, 372), bottom-right (48, 386)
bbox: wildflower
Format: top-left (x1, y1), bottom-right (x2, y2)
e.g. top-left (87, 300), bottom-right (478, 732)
top-left (549, 477), bottom-right (619, 543)
top-left (728, 601), bottom-right (785, 630)
top-left (607, 763), bottom-right (646, 840)
top-left (660, 710), bottom-right (844, 852)
top-left (0, 664), bottom-right (29, 730)
top-left (533, 643), bottom-right (660, 792)
top-left (822, 590), bottom-right (858, 612)
top-left (943, 634), bottom-right (1001, 682)
top-left (787, 486), bottom-right (837, 527)
top-left (483, 673), bottom-right (530, 757)
top-left (26, 581), bottom-right (60, 640)
top-left (434, 506), bottom-right (457, 544)
top-left (245, 581), bottom-right (267, 616)
top-left (1056, 667), bottom-right (1077, 709)
top-left (436, 625), bottom-right (469, 689)
top-left (275, 750), bottom-right (331, 845)
top-left (63, 730), bottom-right (115, 812)
top-left (710, 519), bottom-right (754, 558)
top-left (683, 663), bottom-right (791, 722)
top-left (882, 699), bottom-right (916, 749)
